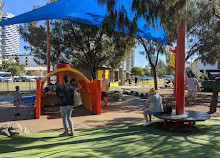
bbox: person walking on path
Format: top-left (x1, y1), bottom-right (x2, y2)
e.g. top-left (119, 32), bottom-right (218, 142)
top-left (56, 76), bottom-right (75, 136)
top-left (135, 77), bottom-right (138, 86)
top-left (14, 86), bottom-right (23, 116)
top-left (101, 74), bottom-right (109, 107)
top-left (143, 88), bottom-right (163, 126)
top-left (185, 73), bottom-right (201, 105)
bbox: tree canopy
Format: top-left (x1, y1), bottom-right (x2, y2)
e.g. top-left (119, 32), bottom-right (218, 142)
top-left (99, 0), bottom-right (219, 63)
top-left (20, 20), bottom-right (136, 79)
top-left (0, 60), bottom-right (25, 76)
top-left (131, 67), bottom-right (144, 77)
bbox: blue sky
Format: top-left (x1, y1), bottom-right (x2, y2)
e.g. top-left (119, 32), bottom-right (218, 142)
top-left (2, 0), bottom-right (166, 68)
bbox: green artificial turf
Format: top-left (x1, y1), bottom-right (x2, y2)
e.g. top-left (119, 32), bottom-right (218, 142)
top-left (0, 118), bottom-right (220, 158)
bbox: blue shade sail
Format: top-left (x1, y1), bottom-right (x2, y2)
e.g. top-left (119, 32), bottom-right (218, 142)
top-left (0, 0), bottom-right (169, 44)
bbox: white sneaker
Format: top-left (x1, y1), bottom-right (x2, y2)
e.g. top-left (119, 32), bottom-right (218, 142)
top-left (143, 121), bottom-right (152, 126)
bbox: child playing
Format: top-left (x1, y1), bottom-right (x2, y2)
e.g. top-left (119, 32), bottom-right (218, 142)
top-left (14, 86), bottom-right (23, 116)
top-left (143, 88), bottom-right (163, 126)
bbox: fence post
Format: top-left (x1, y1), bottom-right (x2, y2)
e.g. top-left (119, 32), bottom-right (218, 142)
top-left (7, 81), bottom-right (9, 94)
top-left (29, 81), bottom-right (31, 91)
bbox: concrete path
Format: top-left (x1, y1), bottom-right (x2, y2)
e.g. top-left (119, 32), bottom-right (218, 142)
top-left (0, 95), bottom-right (146, 133)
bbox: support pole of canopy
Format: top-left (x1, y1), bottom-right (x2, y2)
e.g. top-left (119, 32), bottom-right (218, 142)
top-left (176, 0), bottom-right (186, 115)
top-left (47, 20), bottom-right (51, 84)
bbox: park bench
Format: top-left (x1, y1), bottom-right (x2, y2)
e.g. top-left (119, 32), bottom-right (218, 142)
top-left (153, 110), bottom-right (211, 130)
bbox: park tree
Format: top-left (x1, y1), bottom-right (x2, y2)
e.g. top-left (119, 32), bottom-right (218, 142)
top-left (143, 67), bottom-right (151, 76)
top-left (99, 0), bottom-right (219, 88)
top-left (156, 60), bottom-right (167, 77)
top-left (20, 21), bottom-right (136, 79)
top-left (138, 38), bottom-right (166, 89)
top-left (26, 70), bottom-right (34, 76)
top-left (0, 60), bottom-right (25, 76)
top-left (131, 67), bottom-right (144, 77)
top-left (165, 65), bottom-right (174, 76)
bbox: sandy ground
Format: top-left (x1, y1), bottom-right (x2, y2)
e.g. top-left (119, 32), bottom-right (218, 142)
top-left (0, 86), bottom-right (219, 134)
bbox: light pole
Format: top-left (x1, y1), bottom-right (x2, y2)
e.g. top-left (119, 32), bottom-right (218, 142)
top-left (47, 20), bottom-right (51, 84)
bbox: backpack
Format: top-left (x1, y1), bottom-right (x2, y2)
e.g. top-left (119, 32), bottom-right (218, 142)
top-left (56, 85), bottom-right (66, 103)
top-left (163, 106), bottom-right (172, 114)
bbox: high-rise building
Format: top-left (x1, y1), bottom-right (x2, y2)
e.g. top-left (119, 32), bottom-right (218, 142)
top-left (0, 13), bottom-right (19, 56)
top-left (0, 1), bottom-right (2, 53)
top-left (120, 51), bottom-right (135, 72)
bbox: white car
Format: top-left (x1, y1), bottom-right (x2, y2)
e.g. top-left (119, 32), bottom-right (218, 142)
top-left (0, 77), bottom-right (5, 82)
top-left (29, 77), bottom-right (36, 82)
top-left (4, 78), bottom-right (13, 82)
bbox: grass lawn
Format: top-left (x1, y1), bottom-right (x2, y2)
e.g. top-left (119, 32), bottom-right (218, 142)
top-left (0, 118), bottom-right (220, 158)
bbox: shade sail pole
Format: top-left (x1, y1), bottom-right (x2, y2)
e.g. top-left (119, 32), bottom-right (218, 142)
top-left (176, 0), bottom-right (186, 115)
top-left (47, 19), bottom-right (51, 84)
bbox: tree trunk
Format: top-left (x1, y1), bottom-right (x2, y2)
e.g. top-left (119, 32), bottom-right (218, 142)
top-left (91, 67), bottom-right (97, 80)
top-left (209, 77), bottom-right (220, 114)
top-left (152, 66), bottom-right (158, 90)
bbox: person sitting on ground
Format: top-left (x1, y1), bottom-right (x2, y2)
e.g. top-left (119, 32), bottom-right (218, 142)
top-left (143, 88), bottom-right (163, 126)
top-left (14, 86), bottom-right (23, 116)
top-left (185, 73), bottom-right (200, 105)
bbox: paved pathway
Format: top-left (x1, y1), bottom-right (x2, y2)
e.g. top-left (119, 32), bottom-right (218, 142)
top-left (0, 94), bottom-right (146, 133)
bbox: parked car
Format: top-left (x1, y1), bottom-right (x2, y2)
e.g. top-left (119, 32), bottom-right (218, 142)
top-left (0, 72), bottom-right (13, 82)
top-left (13, 77), bottom-right (22, 82)
top-left (29, 77), bottom-right (36, 82)
top-left (163, 75), bottom-right (174, 81)
top-left (21, 77), bottom-right (33, 82)
top-left (21, 76), bottom-right (36, 82)
top-left (0, 77), bottom-right (4, 82)
top-left (3, 78), bottom-right (13, 82)
top-left (144, 76), bottom-right (154, 80)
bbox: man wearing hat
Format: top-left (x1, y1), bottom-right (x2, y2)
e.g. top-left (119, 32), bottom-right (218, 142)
top-left (143, 88), bottom-right (163, 126)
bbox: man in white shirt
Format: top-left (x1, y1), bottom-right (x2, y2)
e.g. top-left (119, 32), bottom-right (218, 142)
top-left (185, 73), bottom-right (201, 105)
top-left (101, 74), bottom-right (109, 107)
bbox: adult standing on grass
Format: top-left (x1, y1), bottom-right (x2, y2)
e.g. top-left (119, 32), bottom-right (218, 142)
top-left (101, 74), bottom-right (109, 107)
top-left (143, 88), bottom-right (163, 126)
top-left (14, 86), bottom-right (23, 116)
top-left (56, 76), bottom-right (75, 136)
top-left (185, 73), bottom-right (201, 105)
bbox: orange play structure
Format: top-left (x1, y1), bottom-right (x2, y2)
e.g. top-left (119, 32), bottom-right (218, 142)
top-left (35, 64), bottom-right (101, 119)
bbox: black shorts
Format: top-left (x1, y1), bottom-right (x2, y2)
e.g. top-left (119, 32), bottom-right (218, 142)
top-left (101, 92), bottom-right (107, 98)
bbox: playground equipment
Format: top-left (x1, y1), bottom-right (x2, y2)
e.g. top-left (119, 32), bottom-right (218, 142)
top-left (154, 110), bottom-right (211, 130)
top-left (0, 0), bottom-right (211, 129)
top-left (35, 63), bottom-right (101, 119)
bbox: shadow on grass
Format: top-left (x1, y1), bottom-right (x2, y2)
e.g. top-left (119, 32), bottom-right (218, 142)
top-left (0, 118), bottom-right (220, 157)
